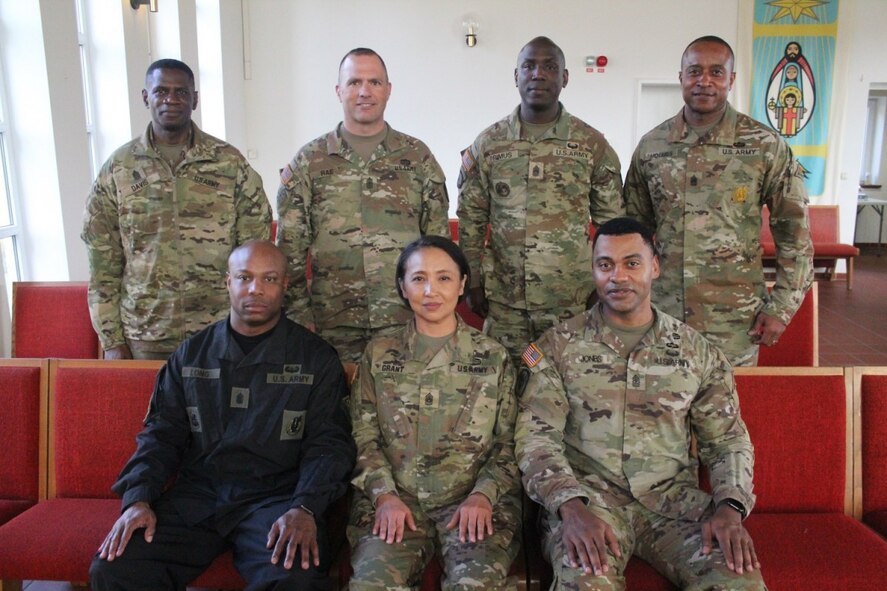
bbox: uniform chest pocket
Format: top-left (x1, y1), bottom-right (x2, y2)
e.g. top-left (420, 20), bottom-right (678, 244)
top-left (450, 373), bottom-right (498, 446)
top-left (375, 375), bottom-right (416, 444)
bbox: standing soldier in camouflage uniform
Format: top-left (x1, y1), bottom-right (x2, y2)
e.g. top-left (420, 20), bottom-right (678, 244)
top-left (82, 59), bottom-right (271, 360)
top-left (624, 36), bottom-right (813, 367)
top-left (457, 36), bottom-right (624, 364)
top-left (277, 48), bottom-right (449, 363)
top-left (349, 236), bottom-right (521, 591)
top-left (515, 217), bottom-right (765, 591)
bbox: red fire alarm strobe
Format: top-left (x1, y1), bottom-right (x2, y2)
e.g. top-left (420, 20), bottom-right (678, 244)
top-left (585, 55), bottom-right (608, 74)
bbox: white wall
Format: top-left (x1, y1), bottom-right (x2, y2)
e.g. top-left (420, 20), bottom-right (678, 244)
top-left (243, 0), bottom-right (741, 216)
top-left (831, 0), bottom-right (887, 245)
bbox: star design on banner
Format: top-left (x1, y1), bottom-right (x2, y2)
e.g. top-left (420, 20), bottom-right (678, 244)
top-left (767, 0), bottom-right (828, 22)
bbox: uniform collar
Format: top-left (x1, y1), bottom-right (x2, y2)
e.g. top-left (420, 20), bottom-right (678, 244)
top-left (506, 102), bottom-right (573, 141)
top-left (667, 102), bottom-right (738, 147)
top-left (137, 122), bottom-right (219, 163)
top-left (585, 303), bottom-right (664, 356)
top-left (216, 314), bottom-right (290, 366)
top-left (402, 315), bottom-right (476, 368)
top-left (326, 122), bottom-right (405, 158)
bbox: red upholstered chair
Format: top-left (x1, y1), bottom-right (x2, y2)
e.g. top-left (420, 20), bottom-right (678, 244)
top-left (757, 282), bottom-right (818, 367)
top-left (854, 367), bottom-right (887, 538)
top-left (0, 360), bottom-right (47, 526)
top-left (761, 205), bottom-right (859, 289)
top-left (12, 282), bottom-right (100, 358)
top-left (734, 367), bottom-right (887, 590)
top-left (0, 360), bottom-right (244, 589)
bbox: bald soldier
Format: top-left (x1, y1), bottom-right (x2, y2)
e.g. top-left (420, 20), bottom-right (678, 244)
top-left (277, 47), bottom-right (449, 362)
top-left (90, 240), bottom-right (354, 591)
top-left (457, 36), bottom-right (624, 364)
top-left (624, 35), bottom-right (813, 366)
top-left (83, 58), bottom-right (271, 360)
top-left (515, 217), bottom-right (765, 590)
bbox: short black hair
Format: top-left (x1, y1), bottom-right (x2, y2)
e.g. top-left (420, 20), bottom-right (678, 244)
top-left (683, 35), bottom-right (735, 67)
top-left (395, 236), bottom-right (470, 305)
top-left (519, 36), bottom-right (566, 68)
top-left (145, 59), bottom-right (195, 86)
top-left (339, 48), bottom-right (388, 79)
top-left (593, 217), bottom-right (657, 255)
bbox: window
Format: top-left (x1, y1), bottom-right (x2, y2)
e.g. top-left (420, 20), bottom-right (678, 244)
top-left (76, 0), bottom-right (99, 176)
top-left (0, 56), bottom-right (21, 317)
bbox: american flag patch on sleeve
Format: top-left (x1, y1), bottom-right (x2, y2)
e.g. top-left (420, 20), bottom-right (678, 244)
top-left (522, 343), bottom-right (544, 368)
top-left (280, 164), bottom-right (294, 184)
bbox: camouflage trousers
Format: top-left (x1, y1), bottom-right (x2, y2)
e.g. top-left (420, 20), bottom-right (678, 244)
top-left (487, 301), bottom-right (583, 365)
top-left (316, 325), bottom-right (403, 364)
top-left (347, 493), bottom-right (522, 591)
top-left (542, 501), bottom-right (767, 591)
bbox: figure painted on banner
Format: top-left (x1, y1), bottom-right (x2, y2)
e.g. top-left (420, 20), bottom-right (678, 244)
top-left (768, 88), bottom-right (807, 137)
top-left (515, 217), bottom-right (766, 590)
top-left (276, 48), bottom-right (449, 363)
top-left (82, 59), bottom-right (271, 361)
top-left (348, 236), bottom-right (522, 591)
top-left (624, 35), bottom-right (814, 367)
top-left (457, 36), bottom-right (624, 365)
top-left (89, 240), bottom-right (355, 591)
top-left (765, 41), bottom-right (816, 137)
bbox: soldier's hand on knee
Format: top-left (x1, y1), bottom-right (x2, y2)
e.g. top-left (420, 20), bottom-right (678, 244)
top-left (267, 507), bottom-right (319, 570)
top-left (558, 498), bottom-right (620, 577)
top-left (373, 493), bottom-right (416, 544)
top-left (702, 504), bottom-right (760, 575)
top-left (98, 501), bottom-right (156, 561)
top-left (445, 492), bottom-right (493, 543)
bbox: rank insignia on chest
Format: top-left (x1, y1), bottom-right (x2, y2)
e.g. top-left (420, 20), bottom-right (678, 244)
top-left (529, 161), bottom-right (544, 180)
top-left (422, 388), bottom-right (440, 409)
top-left (733, 186), bottom-right (748, 203)
top-left (186, 406), bottom-right (203, 433)
top-left (230, 387), bottom-right (250, 409)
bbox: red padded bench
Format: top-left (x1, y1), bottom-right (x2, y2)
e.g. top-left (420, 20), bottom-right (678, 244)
top-left (854, 367), bottom-right (887, 538)
top-left (735, 367), bottom-right (887, 590)
top-left (761, 205), bottom-right (859, 289)
top-left (12, 282), bottom-right (100, 359)
top-left (0, 360), bottom-right (47, 527)
top-left (0, 360), bottom-right (244, 589)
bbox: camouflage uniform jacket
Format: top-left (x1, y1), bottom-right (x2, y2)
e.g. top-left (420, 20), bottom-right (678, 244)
top-left (624, 104), bottom-right (813, 365)
top-left (81, 123), bottom-right (271, 351)
top-left (457, 104), bottom-right (624, 310)
top-left (515, 304), bottom-right (756, 522)
top-left (276, 124), bottom-right (449, 330)
top-left (351, 317), bottom-right (520, 510)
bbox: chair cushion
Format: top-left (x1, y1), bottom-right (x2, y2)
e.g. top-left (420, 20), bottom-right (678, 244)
top-left (745, 513), bottom-right (887, 590)
top-left (0, 498), bottom-right (243, 587)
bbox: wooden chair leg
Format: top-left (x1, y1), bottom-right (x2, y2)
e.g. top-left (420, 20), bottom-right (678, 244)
top-left (846, 257), bottom-right (853, 290)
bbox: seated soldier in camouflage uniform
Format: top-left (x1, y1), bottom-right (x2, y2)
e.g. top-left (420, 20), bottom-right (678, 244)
top-left (515, 218), bottom-right (766, 590)
top-left (349, 236), bottom-right (521, 591)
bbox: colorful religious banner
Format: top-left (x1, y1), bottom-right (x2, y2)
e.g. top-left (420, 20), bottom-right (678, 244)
top-left (750, 0), bottom-right (839, 197)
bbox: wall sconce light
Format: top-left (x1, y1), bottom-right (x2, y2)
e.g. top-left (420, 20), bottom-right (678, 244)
top-left (130, 0), bottom-right (159, 12)
top-left (463, 19), bottom-right (479, 47)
